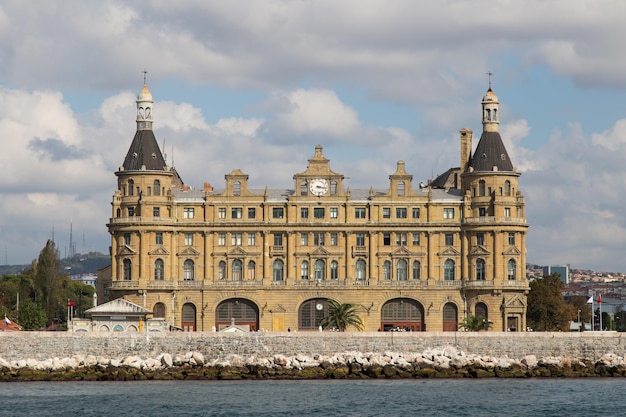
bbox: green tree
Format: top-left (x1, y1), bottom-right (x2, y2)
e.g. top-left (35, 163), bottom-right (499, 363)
top-left (527, 274), bottom-right (575, 331)
top-left (18, 298), bottom-right (48, 330)
top-left (33, 240), bottom-right (66, 324)
top-left (320, 300), bottom-right (364, 331)
top-left (460, 315), bottom-right (491, 331)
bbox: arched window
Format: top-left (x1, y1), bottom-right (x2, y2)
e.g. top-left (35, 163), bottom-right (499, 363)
top-left (397, 181), bottom-right (405, 197)
top-left (301, 261), bottom-right (309, 280)
top-left (247, 261), bottom-right (256, 280)
top-left (123, 259), bottom-right (132, 280)
top-left (475, 302), bottom-right (488, 321)
top-left (493, 109), bottom-right (498, 121)
top-left (355, 259), bottom-right (366, 281)
top-left (412, 261), bottom-right (421, 280)
top-left (383, 260), bottom-right (391, 280)
top-left (232, 259), bottom-right (242, 281)
top-left (128, 179), bottom-right (134, 196)
top-left (300, 181), bottom-right (307, 196)
top-left (475, 258), bottom-right (485, 280)
top-left (154, 258), bottom-right (164, 280)
top-left (330, 261), bottom-right (338, 280)
top-left (183, 259), bottom-right (194, 280)
top-left (508, 259), bottom-right (516, 280)
top-left (504, 180), bottom-right (511, 196)
top-left (314, 259), bottom-right (325, 280)
top-left (396, 259), bottom-right (407, 281)
top-left (154, 302), bottom-right (166, 318)
top-left (233, 181), bottom-right (241, 196)
top-left (331, 181), bottom-right (338, 196)
top-left (479, 180), bottom-right (486, 196)
top-left (444, 259), bottom-right (455, 280)
top-left (153, 180), bottom-right (161, 196)
top-left (485, 108), bottom-right (491, 121)
top-left (218, 260), bottom-right (226, 280)
top-left (273, 259), bottom-right (284, 281)
top-left (443, 303), bottom-right (458, 331)
top-left (116, 208), bottom-right (121, 218)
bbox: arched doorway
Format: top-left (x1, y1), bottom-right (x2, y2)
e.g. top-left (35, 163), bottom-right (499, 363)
top-left (443, 303), bottom-right (458, 331)
top-left (153, 302), bottom-right (166, 319)
top-left (181, 303), bottom-right (196, 331)
top-left (380, 298), bottom-right (424, 331)
top-left (299, 298), bottom-right (330, 331)
top-left (215, 298), bottom-right (259, 331)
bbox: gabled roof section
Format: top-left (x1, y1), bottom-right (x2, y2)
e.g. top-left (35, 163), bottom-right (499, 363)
top-left (86, 298), bottom-right (152, 315)
top-left (467, 131), bottom-right (514, 172)
top-left (121, 130), bottom-right (167, 171)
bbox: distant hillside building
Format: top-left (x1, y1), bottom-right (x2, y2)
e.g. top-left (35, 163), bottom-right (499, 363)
top-left (97, 82), bottom-right (529, 332)
top-left (542, 265), bottom-right (570, 284)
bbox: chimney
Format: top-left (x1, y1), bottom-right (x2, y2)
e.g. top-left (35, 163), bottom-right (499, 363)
top-left (203, 182), bottom-right (213, 192)
top-left (460, 128), bottom-right (473, 172)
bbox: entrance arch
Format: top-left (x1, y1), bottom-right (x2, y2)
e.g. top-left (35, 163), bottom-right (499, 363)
top-left (380, 298), bottom-right (424, 331)
top-left (181, 303), bottom-right (196, 331)
top-left (299, 298), bottom-right (330, 331)
top-left (215, 298), bottom-right (259, 331)
top-left (443, 303), bottom-right (458, 331)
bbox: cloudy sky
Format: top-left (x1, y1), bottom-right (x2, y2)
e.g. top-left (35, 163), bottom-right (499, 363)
top-left (1, 1), bottom-right (626, 272)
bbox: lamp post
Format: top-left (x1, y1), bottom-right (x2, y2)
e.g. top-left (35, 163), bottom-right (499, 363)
top-left (578, 310), bottom-right (581, 332)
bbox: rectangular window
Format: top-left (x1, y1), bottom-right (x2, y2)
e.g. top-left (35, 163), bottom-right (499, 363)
top-left (476, 232), bottom-right (484, 246)
top-left (443, 208), bottom-right (455, 219)
top-left (128, 207), bottom-right (135, 217)
top-left (382, 207), bottom-right (391, 218)
top-left (273, 233), bottom-right (283, 246)
top-left (396, 233), bottom-right (407, 246)
top-left (155, 232), bottom-right (163, 245)
top-left (504, 207), bottom-right (511, 217)
top-left (272, 207), bottom-right (284, 219)
top-left (184, 207), bottom-right (195, 219)
top-left (218, 208), bottom-right (226, 219)
top-left (355, 207), bottom-right (366, 219)
top-left (314, 233), bottom-right (325, 246)
top-left (445, 233), bottom-right (454, 246)
top-left (508, 232), bottom-right (515, 246)
top-left (396, 208), bottom-right (407, 219)
top-left (356, 233), bottom-right (365, 246)
top-left (330, 233), bottom-right (338, 246)
top-left (301, 233), bottom-right (309, 246)
top-left (218, 233), bottom-right (226, 246)
top-left (314, 207), bottom-right (325, 219)
top-left (383, 233), bottom-right (391, 246)
top-left (184, 233), bottom-right (193, 246)
top-left (153, 207), bottom-right (160, 217)
top-left (412, 208), bottom-right (420, 219)
top-left (301, 207), bottom-right (309, 219)
top-left (124, 233), bottom-right (131, 245)
top-left (248, 207), bottom-right (256, 219)
top-left (412, 233), bottom-right (420, 246)
top-left (330, 207), bottom-right (338, 219)
top-left (479, 207), bottom-right (486, 217)
top-left (231, 233), bottom-right (242, 246)
top-left (247, 233), bottom-right (256, 246)
top-left (232, 207), bottom-right (242, 219)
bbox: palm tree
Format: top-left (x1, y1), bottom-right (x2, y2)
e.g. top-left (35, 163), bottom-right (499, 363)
top-left (320, 300), bottom-right (364, 331)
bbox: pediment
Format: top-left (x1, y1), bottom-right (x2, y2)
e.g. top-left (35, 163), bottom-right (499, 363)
top-left (504, 293), bottom-right (526, 308)
top-left (228, 246), bottom-right (248, 256)
top-left (177, 247), bottom-right (201, 257)
top-left (438, 247), bottom-right (460, 257)
top-left (469, 245), bottom-right (491, 256)
top-left (502, 246), bottom-right (522, 256)
top-left (149, 246), bottom-right (170, 256)
top-left (311, 247), bottom-right (330, 256)
top-left (391, 246), bottom-right (412, 257)
top-left (117, 245), bottom-right (136, 256)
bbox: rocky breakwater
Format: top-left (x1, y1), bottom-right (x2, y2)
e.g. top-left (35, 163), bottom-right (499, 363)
top-left (2, 346), bottom-right (626, 381)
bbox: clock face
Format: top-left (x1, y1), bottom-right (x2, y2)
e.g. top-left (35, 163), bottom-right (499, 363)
top-left (309, 179), bottom-right (328, 196)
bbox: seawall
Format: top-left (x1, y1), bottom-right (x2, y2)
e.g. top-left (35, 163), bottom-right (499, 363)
top-left (0, 331), bottom-right (623, 362)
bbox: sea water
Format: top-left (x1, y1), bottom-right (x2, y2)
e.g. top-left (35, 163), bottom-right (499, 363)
top-left (0, 379), bottom-right (623, 417)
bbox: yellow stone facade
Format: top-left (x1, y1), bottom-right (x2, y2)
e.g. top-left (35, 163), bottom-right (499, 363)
top-left (99, 84), bottom-right (529, 332)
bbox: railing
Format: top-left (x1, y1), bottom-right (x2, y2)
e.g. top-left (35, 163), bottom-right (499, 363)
top-left (465, 216), bottom-right (526, 224)
top-left (502, 280), bottom-right (530, 289)
top-left (464, 280), bottom-right (494, 289)
top-left (270, 280), bottom-right (287, 287)
top-left (436, 280), bottom-right (462, 288)
top-left (352, 246), bottom-right (368, 256)
top-left (270, 246), bottom-right (285, 256)
top-left (294, 279), bottom-right (346, 288)
top-left (210, 280), bottom-right (264, 288)
top-left (147, 280), bottom-right (176, 289)
top-left (377, 280), bottom-right (428, 288)
top-left (110, 280), bottom-right (139, 289)
top-left (109, 216), bottom-right (172, 224)
top-left (178, 280), bottom-right (204, 289)
top-left (353, 280), bottom-right (370, 286)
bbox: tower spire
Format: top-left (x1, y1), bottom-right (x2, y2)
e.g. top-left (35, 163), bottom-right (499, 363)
top-left (136, 75), bottom-right (153, 131)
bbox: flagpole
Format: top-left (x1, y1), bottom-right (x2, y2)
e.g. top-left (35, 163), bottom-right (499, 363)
top-left (590, 297), bottom-right (594, 331)
top-left (599, 294), bottom-right (603, 331)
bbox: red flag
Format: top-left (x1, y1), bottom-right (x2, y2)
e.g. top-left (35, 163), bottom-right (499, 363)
top-left (68, 300), bottom-right (76, 307)
top-left (597, 294), bottom-right (602, 304)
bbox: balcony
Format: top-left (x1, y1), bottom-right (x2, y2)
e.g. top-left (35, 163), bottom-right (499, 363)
top-left (210, 280), bottom-right (264, 289)
top-left (465, 216), bottom-right (526, 224)
top-left (294, 279), bottom-right (346, 288)
top-left (353, 280), bottom-right (370, 286)
top-left (351, 246), bottom-right (368, 257)
top-left (147, 280), bottom-right (176, 290)
top-left (111, 280), bottom-right (139, 289)
top-left (377, 280), bottom-right (428, 288)
top-left (109, 216), bottom-right (173, 224)
top-left (178, 280), bottom-right (204, 289)
top-left (464, 280), bottom-right (494, 290)
top-left (436, 280), bottom-right (462, 288)
top-left (502, 280), bottom-right (530, 289)
top-left (270, 245), bottom-right (285, 257)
